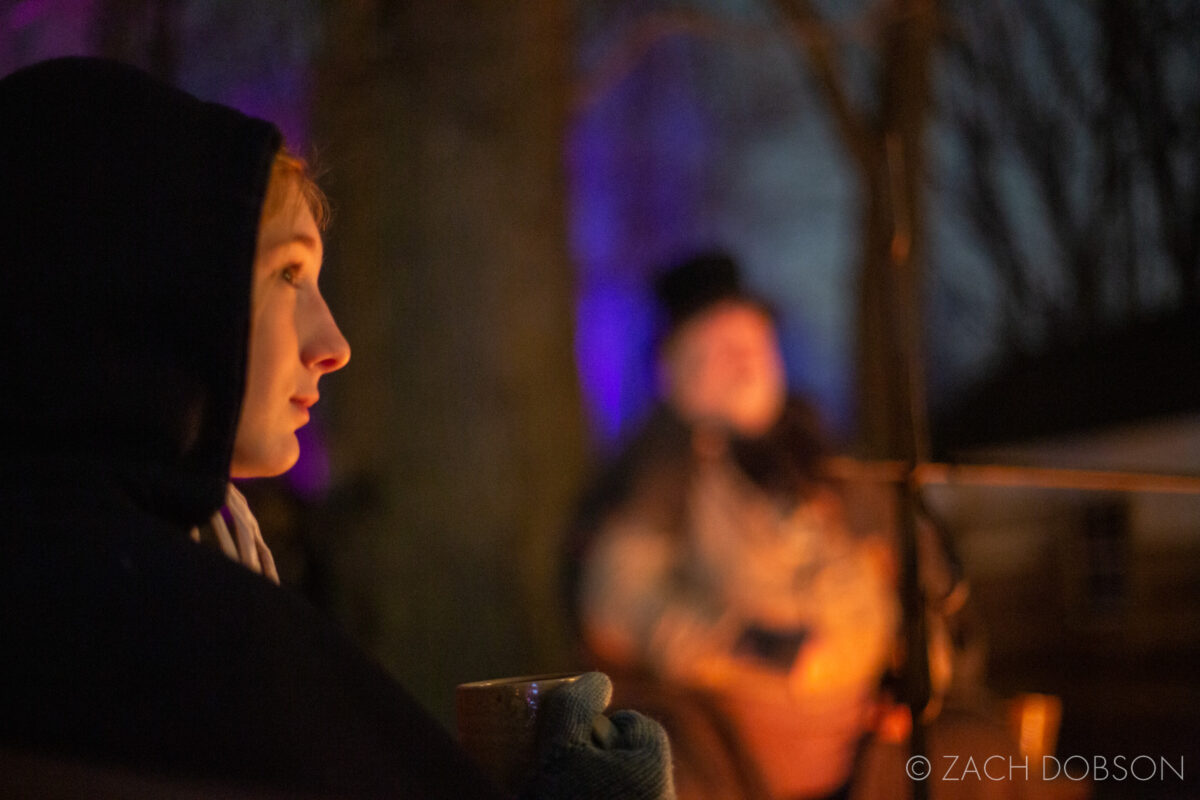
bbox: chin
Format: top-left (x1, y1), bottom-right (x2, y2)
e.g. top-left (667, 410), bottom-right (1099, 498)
top-left (231, 438), bottom-right (301, 479)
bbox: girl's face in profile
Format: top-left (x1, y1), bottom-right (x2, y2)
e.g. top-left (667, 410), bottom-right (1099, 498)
top-left (231, 176), bottom-right (350, 479)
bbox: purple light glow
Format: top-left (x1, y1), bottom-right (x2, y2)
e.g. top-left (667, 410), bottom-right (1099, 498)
top-left (574, 283), bottom-right (660, 445)
top-left (287, 418), bottom-right (332, 501)
top-left (9, 0), bottom-right (56, 30)
top-left (567, 38), bottom-right (717, 448)
top-left (219, 77), bottom-right (311, 155)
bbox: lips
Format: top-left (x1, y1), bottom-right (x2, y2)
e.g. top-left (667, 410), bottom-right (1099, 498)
top-left (290, 395), bottom-right (317, 426)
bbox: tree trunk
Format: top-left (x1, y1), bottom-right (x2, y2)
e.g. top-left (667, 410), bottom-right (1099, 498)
top-left (855, 0), bottom-right (936, 460)
top-left (311, 0), bottom-right (585, 723)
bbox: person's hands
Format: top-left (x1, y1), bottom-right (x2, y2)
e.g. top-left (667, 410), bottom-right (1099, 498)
top-left (522, 672), bottom-right (675, 800)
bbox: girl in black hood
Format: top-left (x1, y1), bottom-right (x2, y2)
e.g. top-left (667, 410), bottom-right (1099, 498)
top-left (0, 58), bottom-right (672, 800)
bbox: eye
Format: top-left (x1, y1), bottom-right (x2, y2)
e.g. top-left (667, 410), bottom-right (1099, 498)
top-left (281, 264), bottom-right (300, 285)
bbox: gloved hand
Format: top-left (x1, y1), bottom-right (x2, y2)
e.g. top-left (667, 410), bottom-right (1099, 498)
top-left (522, 672), bottom-right (675, 800)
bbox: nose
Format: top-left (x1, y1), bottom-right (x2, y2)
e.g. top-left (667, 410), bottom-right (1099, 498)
top-left (302, 292), bottom-right (351, 375)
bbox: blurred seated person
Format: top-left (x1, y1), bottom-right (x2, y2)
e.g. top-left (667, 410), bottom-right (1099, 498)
top-left (569, 252), bottom-right (902, 800)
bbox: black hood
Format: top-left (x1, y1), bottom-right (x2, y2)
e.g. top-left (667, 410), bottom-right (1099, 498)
top-left (0, 58), bottom-right (281, 527)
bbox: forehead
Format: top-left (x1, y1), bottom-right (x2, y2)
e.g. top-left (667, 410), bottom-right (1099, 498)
top-left (256, 186), bottom-right (322, 261)
top-left (675, 302), bottom-right (775, 348)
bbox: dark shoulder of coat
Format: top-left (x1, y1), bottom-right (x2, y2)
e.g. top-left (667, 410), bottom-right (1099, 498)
top-left (0, 490), bottom-right (501, 799)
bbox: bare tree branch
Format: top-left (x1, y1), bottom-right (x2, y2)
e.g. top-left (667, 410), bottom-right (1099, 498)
top-left (773, 0), bottom-right (875, 170)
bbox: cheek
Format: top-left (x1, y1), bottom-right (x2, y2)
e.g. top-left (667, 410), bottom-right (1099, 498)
top-left (245, 298), bottom-right (299, 396)
top-left (232, 303), bottom-right (301, 476)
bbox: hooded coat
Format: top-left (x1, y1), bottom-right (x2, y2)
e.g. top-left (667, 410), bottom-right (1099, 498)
top-left (0, 57), bottom-right (499, 799)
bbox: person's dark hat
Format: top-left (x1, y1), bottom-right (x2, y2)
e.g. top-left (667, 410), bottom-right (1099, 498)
top-left (653, 250), bottom-right (769, 334)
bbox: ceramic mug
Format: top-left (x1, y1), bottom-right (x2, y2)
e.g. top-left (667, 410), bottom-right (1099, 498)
top-left (455, 672), bottom-right (584, 796)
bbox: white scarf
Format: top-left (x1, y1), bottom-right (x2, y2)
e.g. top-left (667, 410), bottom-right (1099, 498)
top-left (190, 483), bottom-right (280, 584)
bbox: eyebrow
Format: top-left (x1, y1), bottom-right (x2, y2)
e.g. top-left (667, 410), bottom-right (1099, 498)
top-left (287, 233), bottom-right (319, 250)
top-left (263, 232), bottom-right (320, 256)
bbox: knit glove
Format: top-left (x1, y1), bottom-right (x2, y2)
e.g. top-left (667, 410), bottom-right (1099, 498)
top-left (522, 672), bottom-right (675, 800)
